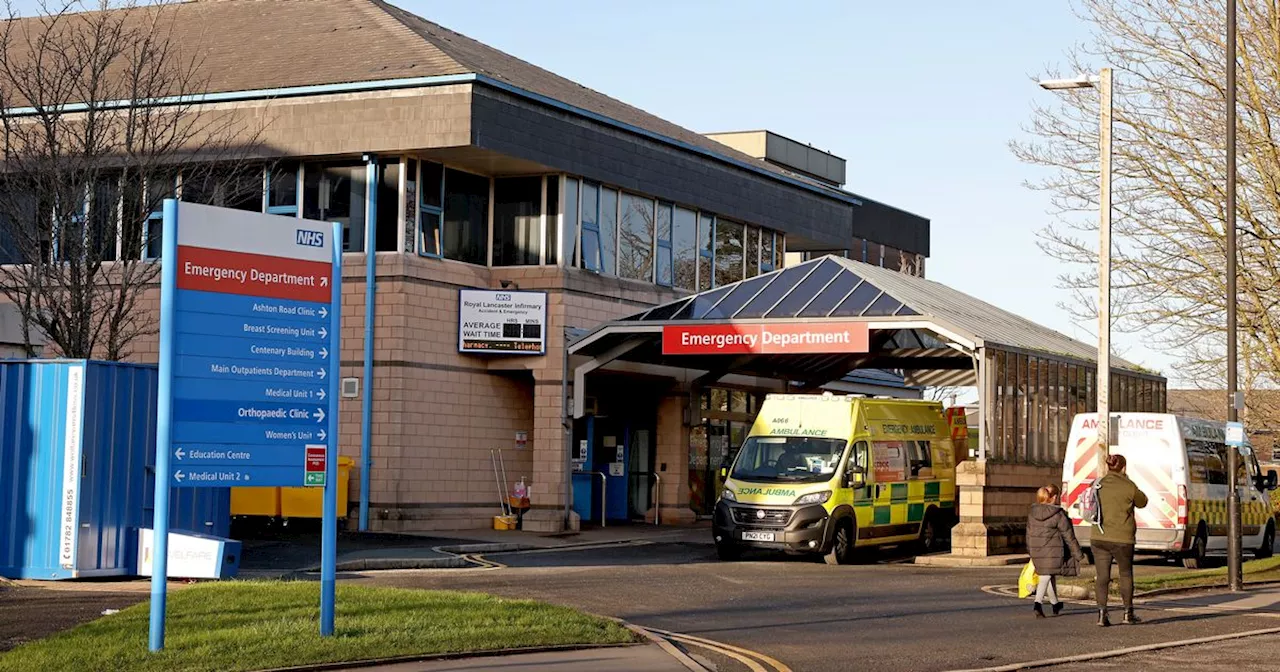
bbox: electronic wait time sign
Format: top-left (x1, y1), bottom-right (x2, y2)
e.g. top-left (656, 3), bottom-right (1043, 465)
top-left (150, 200), bottom-right (343, 651)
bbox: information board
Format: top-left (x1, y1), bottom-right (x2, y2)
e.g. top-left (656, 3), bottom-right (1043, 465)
top-left (163, 201), bottom-right (339, 488)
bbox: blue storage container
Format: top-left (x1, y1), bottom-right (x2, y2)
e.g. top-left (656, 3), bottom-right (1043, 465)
top-left (0, 360), bottom-right (230, 580)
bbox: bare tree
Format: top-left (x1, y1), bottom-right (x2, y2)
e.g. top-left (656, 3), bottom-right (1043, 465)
top-left (0, 0), bottom-right (263, 360)
top-left (1011, 0), bottom-right (1280, 393)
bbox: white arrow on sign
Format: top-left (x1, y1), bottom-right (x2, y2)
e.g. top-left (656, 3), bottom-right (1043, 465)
top-left (319, 347), bottom-right (328, 359)
top-left (317, 388), bottom-right (327, 400)
top-left (174, 470), bottom-right (185, 483)
top-left (320, 276), bottom-right (329, 287)
top-left (319, 307), bottom-right (328, 319)
top-left (318, 327), bottom-right (328, 339)
top-left (317, 368), bottom-right (327, 379)
top-left (315, 408), bottom-right (326, 423)
top-left (318, 429), bottom-right (327, 441)
top-left (175, 447), bottom-right (186, 461)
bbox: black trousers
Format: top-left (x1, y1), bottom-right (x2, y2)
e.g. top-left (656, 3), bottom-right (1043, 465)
top-left (1092, 540), bottom-right (1135, 610)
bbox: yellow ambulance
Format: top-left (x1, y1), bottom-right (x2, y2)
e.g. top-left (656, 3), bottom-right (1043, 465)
top-left (712, 393), bottom-right (960, 564)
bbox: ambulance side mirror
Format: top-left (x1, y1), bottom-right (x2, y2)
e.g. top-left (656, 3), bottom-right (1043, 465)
top-left (719, 466), bottom-right (728, 479)
top-left (845, 464), bottom-right (866, 487)
top-left (1264, 471), bottom-right (1278, 491)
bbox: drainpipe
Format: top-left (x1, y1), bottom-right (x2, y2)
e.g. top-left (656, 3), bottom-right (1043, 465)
top-left (359, 154), bottom-right (378, 531)
top-left (562, 327), bottom-right (572, 528)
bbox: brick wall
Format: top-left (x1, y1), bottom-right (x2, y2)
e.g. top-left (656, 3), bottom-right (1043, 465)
top-left (952, 460), bottom-right (1061, 556)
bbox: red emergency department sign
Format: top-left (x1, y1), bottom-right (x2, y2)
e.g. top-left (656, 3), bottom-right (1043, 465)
top-left (661, 323), bottom-right (870, 355)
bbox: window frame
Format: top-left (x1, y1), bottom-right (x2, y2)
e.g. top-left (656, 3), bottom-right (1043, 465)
top-left (417, 160), bottom-right (445, 259)
top-left (698, 212), bottom-right (715, 289)
top-left (579, 181), bottom-right (602, 272)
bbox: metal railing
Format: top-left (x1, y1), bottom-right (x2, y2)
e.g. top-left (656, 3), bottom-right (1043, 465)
top-left (575, 471), bottom-right (607, 528)
top-left (632, 471), bottom-right (663, 526)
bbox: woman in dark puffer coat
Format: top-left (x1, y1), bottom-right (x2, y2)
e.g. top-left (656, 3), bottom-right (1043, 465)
top-left (1026, 484), bottom-right (1086, 618)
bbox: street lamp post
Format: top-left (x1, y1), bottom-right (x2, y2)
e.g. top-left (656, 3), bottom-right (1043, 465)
top-left (1040, 69), bottom-right (1114, 457)
top-left (1225, 0), bottom-right (1243, 593)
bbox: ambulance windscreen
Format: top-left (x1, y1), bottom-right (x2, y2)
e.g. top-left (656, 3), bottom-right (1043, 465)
top-left (730, 436), bottom-right (848, 483)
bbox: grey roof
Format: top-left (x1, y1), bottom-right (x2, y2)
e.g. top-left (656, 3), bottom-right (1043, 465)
top-left (618, 255), bottom-right (1159, 377)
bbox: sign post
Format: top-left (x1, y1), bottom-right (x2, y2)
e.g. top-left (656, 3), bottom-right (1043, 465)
top-left (149, 201), bottom-right (340, 651)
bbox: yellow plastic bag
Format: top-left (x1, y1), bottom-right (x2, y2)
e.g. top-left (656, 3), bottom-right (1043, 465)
top-left (1018, 561), bottom-right (1040, 599)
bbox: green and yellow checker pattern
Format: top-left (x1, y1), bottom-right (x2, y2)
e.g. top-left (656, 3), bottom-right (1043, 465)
top-left (854, 479), bottom-right (955, 528)
top-left (1188, 498), bottom-right (1272, 533)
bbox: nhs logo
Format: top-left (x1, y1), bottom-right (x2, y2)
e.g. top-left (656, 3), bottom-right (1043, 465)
top-left (296, 230), bottom-right (325, 248)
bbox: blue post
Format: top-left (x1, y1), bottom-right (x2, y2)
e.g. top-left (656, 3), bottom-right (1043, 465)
top-left (360, 155), bottom-right (377, 531)
top-left (149, 198), bottom-right (179, 652)
top-left (320, 221), bottom-right (342, 636)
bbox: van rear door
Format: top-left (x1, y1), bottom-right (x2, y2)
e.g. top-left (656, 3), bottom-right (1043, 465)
top-left (1112, 415), bottom-right (1182, 532)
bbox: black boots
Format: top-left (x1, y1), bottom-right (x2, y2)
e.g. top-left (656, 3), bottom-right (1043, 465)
top-left (1052, 602), bottom-right (1064, 616)
top-left (1097, 608), bottom-right (1111, 627)
top-left (1033, 602), bottom-right (1046, 618)
top-left (1123, 609), bottom-right (1141, 625)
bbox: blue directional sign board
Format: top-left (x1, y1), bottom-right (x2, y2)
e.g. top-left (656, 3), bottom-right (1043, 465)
top-left (158, 201), bottom-right (340, 488)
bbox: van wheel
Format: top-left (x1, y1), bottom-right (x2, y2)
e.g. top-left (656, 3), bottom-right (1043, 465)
top-left (824, 519), bottom-right (855, 566)
top-left (917, 512), bottom-right (943, 554)
top-left (1183, 528), bottom-right (1208, 569)
top-left (1256, 522), bottom-right (1275, 560)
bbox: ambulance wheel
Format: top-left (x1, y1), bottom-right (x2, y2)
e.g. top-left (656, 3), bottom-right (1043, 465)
top-left (1256, 521), bottom-right (1275, 560)
top-left (716, 542), bottom-right (741, 561)
top-left (824, 519), bottom-right (856, 565)
top-left (1183, 527), bottom-right (1208, 569)
top-left (917, 511), bottom-right (944, 554)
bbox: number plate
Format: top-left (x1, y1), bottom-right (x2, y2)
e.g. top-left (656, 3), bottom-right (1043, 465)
top-left (742, 531), bottom-right (775, 542)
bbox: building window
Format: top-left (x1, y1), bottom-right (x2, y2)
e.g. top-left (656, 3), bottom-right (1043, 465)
top-left (745, 225), bottom-right (761, 278)
top-left (492, 176), bottom-right (542, 266)
top-left (673, 206), bottom-right (697, 290)
top-left (697, 212), bottom-right (714, 291)
top-left (562, 178), bottom-right (579, 267)
top-left (182, 165), bottom-right (264, 213)
top-left (403, 159), bottom-right (417, 253)
top-left (761, 231), bottom-right (776, 273)
top-left (303, 161), bottom-right (366, 252)
top-left (580, 181), bottom-right (600, 271)
top-left (775, 233), bottom-right (785, 270)
top-left (442, 167), bottom-right (489, 265)
top-left (143, 172), bottom-right (177, 259)
top-left (89, 175), bottom-right (119, 262)
top-left (267, 163), bottom-right (298, 216)
top-left (599, 187), bottom-right (618, 275)
top-left (715, 218), bottom-right (744, 287)
top-left (883, 245), bottom-right (903, 272)
top-left (545, 175), bottom-right (559, 265)
top-left (418, 161), bottom-right (443, 258)
top-left (655, 202), bottom-right (673, 286)
top-left (375, 160), bottom-right (400, 252)
top-left (618, 192), bottom-right (654, 281)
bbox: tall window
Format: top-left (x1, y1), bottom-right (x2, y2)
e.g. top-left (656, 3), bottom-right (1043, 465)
top-left (599, 187), bottom-right (617, 275)
top-left (672, 206), bottom-right (696, 290)
top-left (303, 161), bottom-right (366, 252)
top-left (545, 176), bottom-right (559, 265)
top-left (183, 165), bottom-right (263, 213)
top-left (697, 213), bottom-right (714, 291)
top-left (375, 160), bottom-right (400, 252)
top-left (655, 202), bottom-right (673, 286)
top-left (562, 178), bottom-right (578, 267)
top-left (418, 161), bottom-right (443, 257)
top-left (580, 182), bottom-right (600, 271)
top-left (144, 172), bottom-right (177, 259)
top-left (745, 226), bottom-right (761, 278)
top-left (90, 175), bottom-right (119, 262)
top-left (715, 218), bottom-right (744, 287)
top-left (618, 192), bottom-right (654, 281)
top-left (492, 176), bottom-right (542, 266)
top-left (442, 167), bottom-right (488, 265)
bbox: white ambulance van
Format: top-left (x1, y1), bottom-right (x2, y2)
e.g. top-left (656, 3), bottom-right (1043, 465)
top-left (1061, 413), bottom-right (1277, 568)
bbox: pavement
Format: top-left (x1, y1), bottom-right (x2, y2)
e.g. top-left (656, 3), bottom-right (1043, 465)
top-left (326, 644), bottom-right (699, 672)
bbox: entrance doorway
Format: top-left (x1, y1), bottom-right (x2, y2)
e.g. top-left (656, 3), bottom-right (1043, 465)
top-left (689, 389), bottom-right (764, 516)
top-left (570, 386), bottom-right (657, 524)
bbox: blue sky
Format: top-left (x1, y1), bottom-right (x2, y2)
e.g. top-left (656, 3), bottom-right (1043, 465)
top-left (401, 0), bottom-right (1174, 378)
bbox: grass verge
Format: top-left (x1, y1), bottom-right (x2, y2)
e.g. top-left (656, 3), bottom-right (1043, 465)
top-left (0, 581), bottom-right (637, 672)
top-left (1062, 556), bottom-right (1280, 595)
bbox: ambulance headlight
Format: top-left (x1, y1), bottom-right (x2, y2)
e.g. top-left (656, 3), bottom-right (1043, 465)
top-left (720, 489), bottom-right (737, 502)
top-left (793, 491), bottom-right (832, 506)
